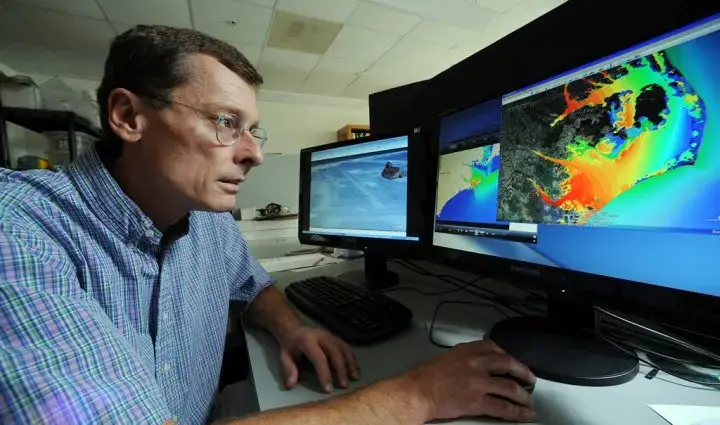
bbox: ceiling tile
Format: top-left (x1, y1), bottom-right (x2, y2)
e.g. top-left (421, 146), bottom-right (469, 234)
top-left (343, 76), bottom-right (391, 100)
top-left (231, 43), bottom-right (263, 65)
top-left (325, 25), bottom-right (400, 62)
top-left (0, 42), bottom-right (105, 80)
top-left (233, 0), bottom-right (277, 8)
top-left (347, 2), bottom-right (420, 35)
top-left (406, 20), bottom-right (484, 48)
top-left (9, 0), bottom-right (105, 19)
top-left (364, 0), bottom-right (495, 31)
top-left (359, 65), bottom-right (411, 87)
top-left (111, 22), bottom-right (134, 35)
top-left (52, 48), bottom-right (106, 80)
top-left (373, 37), bottom-right (447, 70)
top-left (267, 11), bottom-right (343, 55)
top-left (315, 56), bottom-right (370, 75)
top-left (473, 0), bottom-right (523, 12)
top-left (0, 43), bottom-right (63, 75)
top-left (99, 0), bottom-right (192, 27)
top-left (257, 63), bottom-right (308, 92)
top-left (192, 0), bottom-right (272, 45)
top-left (276, 0), bottom-right (359, 23)
top-left (5, 2), bottom-right (116, 53)
top-left (0, 6), bottom-right (33, 44)
top-left (442, 43), bottom-right (482, 67)
top-left (404, 62), bottom-right (443, 81)
top-left (259, 47), bottom-right (320, 72)
top-left (300, 71), bottom-right (355, 96)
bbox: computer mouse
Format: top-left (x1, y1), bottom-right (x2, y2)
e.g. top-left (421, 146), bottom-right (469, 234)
top-left (491, 373), bottom-right (536, 394)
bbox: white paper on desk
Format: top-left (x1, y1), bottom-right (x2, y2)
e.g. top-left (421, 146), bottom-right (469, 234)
top-left (258, 254), bottom-right (325, 273)
top-left (650, 405), bottom-right (720, 425)
top-left (257, 254), bottom-right (344, 273)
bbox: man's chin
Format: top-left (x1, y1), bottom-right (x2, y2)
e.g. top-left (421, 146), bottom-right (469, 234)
top-left (193, 197), bottom-right (236, 213)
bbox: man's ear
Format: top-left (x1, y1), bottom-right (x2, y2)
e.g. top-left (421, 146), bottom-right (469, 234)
top-left (107, 88), bottom-right (148, 144)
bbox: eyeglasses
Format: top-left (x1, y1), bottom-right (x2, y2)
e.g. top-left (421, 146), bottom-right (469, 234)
top-left (139, 94), bottom-right (267, 148)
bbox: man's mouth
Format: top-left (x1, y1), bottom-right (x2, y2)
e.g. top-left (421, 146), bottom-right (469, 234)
top-left (219, 178), bottom-right (244, 185)
top-left (218, 178), bottom-right (243, 192)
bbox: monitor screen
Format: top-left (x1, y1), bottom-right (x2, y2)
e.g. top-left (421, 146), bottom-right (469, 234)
top-left (433, 13), bottom-right (720, 297)
top-left (304, 135), bottom-right (419, 241)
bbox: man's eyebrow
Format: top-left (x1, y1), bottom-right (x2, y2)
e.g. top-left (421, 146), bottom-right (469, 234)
top-left (203, 102), bottom-right (245, 116)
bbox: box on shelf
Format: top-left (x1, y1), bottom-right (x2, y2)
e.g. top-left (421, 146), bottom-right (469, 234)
top-left (44, 131), bottom-right (97, 166)
top-left (0, 77), bottom-right (43, 109)
top-left (39, 77), bottom-right (99, 127)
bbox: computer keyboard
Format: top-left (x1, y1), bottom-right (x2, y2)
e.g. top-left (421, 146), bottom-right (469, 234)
top-left (285, 276), bottom-right (413, 345)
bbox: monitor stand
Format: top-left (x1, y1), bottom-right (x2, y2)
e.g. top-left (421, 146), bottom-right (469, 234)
top-left (339, 251), bottom-right (399, 291)
top-left (487, 292), bottom-right (639, 387)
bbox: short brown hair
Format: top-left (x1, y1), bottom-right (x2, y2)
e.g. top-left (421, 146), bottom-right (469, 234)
top-left (96, 25), bottom-right (263, 161)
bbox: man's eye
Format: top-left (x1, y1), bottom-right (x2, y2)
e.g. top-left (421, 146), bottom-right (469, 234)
top-left (217, 115), bottom-right (236, 129)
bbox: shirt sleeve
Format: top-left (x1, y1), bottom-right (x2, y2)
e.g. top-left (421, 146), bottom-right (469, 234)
top-left (221, 214), bottom-right (275, 304)
top-left (0, 224), bottom-right (172, 425)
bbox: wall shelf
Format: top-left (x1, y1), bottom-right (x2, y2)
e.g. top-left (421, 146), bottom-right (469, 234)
top-left (337, 124), bottom-right (370, 142)
top-left (0, 106), bottom-right (101, 169)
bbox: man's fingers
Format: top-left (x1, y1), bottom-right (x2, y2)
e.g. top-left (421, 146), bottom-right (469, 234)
top-left (457, 340), bottom-right (505, 354)
top-left (320, 338), bottom-right (349, 388)
top-left (279, 350), bottom-right (298, 389)
top-left (302, 343), bottom-right (334, 393)
top-left (483, 354), bottom-right (536, 385)
top-left (340, 341), bottom-right (359, 380)
top-left (486, 377), bottom-right (533, 408)
top-left (481, 394), bottom-right (537, 423)
top-left (483, 340), bottom-right (506, 354)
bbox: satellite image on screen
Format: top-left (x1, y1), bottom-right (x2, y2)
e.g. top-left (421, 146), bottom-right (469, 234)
top-left (436, 143), bottom-right (501, 224)
top-left (310, 150), bottom-right (408, 232)
top-left (497, 35), bottom-right (720, 231)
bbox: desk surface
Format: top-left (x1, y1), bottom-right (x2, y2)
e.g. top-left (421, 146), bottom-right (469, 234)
top-left (244, 261), bottom-right (719, 425)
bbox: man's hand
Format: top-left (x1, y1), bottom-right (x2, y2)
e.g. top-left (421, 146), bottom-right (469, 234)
top-left (245, 287), bottom-right (359, 393)
top-left (276, 326), bottom-right (359, 393)
top-left (403, 340), bottom-right (537, 423)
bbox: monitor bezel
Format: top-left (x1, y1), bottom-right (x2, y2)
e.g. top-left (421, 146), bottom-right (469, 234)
top-left (298, 132), bottom-right (425, 257)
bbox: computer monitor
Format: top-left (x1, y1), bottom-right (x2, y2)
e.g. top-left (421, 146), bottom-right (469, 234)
top-left (431, 12), bottom-right (720, 385)
top-left (299, 133), bottom-right (423, 289)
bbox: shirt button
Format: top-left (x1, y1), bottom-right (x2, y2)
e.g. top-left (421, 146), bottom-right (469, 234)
top-left (144, 229), bottom-right (154, 238)
top-left (126, 242), bottom-right (134, 248)
top-left (163, 363), bottom-right (171, 373)
top-left (162, 313), bottom-right (169, 321)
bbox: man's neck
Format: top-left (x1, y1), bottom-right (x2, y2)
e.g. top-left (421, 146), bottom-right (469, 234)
top-left (110, 154), bottom-right (188, 232)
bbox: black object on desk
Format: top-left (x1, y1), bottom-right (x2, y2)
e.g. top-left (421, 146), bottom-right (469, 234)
top-left (491, 373), bottom-right (535, 394)
top-left (285, 276), bottom-right (413, 345)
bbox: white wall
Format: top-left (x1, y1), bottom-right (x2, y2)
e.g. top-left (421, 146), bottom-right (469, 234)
top-left (257, 91), bottom-right (369, 155)
top-left (235, 153), bottom-right (300, 212)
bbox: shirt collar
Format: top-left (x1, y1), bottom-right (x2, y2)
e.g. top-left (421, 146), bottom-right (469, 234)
top-left (67, 147), bottom-right (188, 246)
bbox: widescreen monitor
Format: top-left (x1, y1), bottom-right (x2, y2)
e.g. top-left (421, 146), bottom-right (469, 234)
top-left (431, 11), bottom-right (720, 385)
top-left (433, 12), bottom-right (720, 299)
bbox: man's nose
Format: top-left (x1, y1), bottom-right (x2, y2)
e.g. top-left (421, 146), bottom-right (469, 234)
top-left (234, 129), bottom-right (264, 167)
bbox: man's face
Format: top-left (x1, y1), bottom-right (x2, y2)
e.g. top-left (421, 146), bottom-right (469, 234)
top-left (138, 54), bottom-right (263, 212)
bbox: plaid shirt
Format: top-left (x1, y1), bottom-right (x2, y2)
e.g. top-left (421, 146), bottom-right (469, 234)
top-left (0, 148), bottom-right (273, 424)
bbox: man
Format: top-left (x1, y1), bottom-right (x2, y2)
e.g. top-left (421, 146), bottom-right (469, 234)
top-left (0, 26), bottom-right (536, 424)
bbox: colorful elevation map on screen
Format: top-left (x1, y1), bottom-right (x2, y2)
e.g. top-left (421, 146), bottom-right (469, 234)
top-left (436, 144), bottom-right (501, 223)
top-left (498, 33), bottom-right (720, 230)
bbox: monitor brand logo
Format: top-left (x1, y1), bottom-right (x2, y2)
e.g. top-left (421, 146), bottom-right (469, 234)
top-left (511, 265), bottom-right (541, 277)
top-left (310, 234), bottom-right (327, 243)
